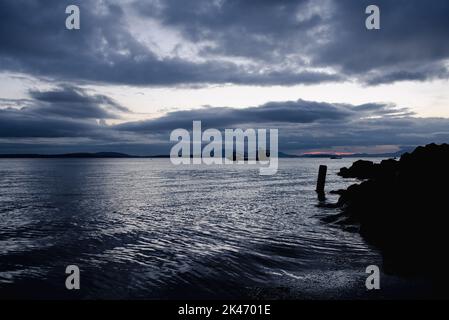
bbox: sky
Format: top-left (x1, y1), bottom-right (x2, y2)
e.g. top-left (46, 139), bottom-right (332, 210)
top-left (0, 0), bottom-right (449, 155)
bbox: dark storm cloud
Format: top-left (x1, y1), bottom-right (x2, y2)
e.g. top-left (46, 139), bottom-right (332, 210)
top-left (115, 99), bottom-right (419, 135)
top-left (115, 99), bottom-right (360, 132)
top-left (0, 85), bottom-right (124, 138)
top-left (0, 0), bottom-right (338, 86)
top-left (1, 0), bottom-right (447, 86)
top-left (113, 99), bottom-right (449, 153)
top-left (28, 85), bottom-right (129, 118)
top-left (142, 0), bottom-right (328, 60)
top-left (134, 0), bottom-right (318, 62)
top-left (1, 93), bottom-right (449, 154)
top-left (0, 110), bottom-right (97, 138)
top-left (135, 0), bottom-right (449, 85)
top-left (313, 0), bottom-right (449, 84)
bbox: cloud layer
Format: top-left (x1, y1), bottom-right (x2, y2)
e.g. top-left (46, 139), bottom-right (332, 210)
top-left (0, 85), bottom-right (123, 138)
top-left (1, 85), bottom-right (448, 154)
top-left (0, 0), bottom-right (448, 86)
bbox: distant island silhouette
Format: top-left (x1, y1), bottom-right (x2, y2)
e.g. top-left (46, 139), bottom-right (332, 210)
top-left (0, 152), bottom-right (168, 159)
top-left (325, 143), bottom-right (449, 289)
top-left (0, 150), bottom-right (407, 159)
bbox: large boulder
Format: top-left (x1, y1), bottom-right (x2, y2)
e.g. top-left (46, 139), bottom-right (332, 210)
top-left (330, 143), bottom-right (449, 279)
top-left (338, 160), bottom-right (378, 179)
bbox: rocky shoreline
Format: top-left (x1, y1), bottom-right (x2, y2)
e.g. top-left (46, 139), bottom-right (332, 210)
top-left (325, 143), bottom-right (449, 280)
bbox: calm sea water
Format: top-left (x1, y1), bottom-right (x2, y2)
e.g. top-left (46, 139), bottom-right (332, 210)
top-left (0, 158), bottom-right (422, 299)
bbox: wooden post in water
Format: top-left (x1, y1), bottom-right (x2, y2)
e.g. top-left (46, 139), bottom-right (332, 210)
top-left (316, 165), bottom-right (327, 195)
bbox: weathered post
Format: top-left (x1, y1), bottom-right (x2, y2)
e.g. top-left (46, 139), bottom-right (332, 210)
top-left (316, 165), bottom-right (327, 195)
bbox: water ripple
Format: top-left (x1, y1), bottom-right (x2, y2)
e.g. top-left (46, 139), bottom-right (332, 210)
top-left (0, 158), bottom-right (381, 299)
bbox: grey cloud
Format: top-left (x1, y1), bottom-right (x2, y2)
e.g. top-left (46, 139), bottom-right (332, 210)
top-left (0, 98), bottom-right (34, 109)
top-left (4, 0), bottom-right (447, 86)
top-left (115, 99), bottom-right (412, 133)
top-left (115, 99), bottom-right (354, 133)
top-left (28, 85), bottom-right (129, 119)
top-left (117, 99), bottom-right (449, 154)
top-left (0, 85), bottom-right (125, 138)
top-left (0, 94), bottom-right (448, 154)
top-left (136, 0), bottom-right (449, 85)
top-left (0, 0), bottom-right (338, 86)
top-left (135, 0), bottom-right (319, 62)
top-left (113, 99), bottom-right (448, 154)
top-left (313, 0), bottom-right (449, 84)
top-left (0, 109), bottom-right (99, 138)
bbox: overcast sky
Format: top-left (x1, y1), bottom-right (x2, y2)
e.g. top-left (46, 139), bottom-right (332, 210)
top-left (1, 0), bottom-right (449, 155)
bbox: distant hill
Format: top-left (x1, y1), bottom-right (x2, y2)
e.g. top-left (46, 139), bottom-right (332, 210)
top-left (0, 152), bottom-right (143, 158)
top-left (0, 151), bottom-right (300, 159)
top-left (300, 153), bottom-right (395, 158)
top-left (300, 148), bottom-right (415, 159)
top-left (278, 152), bottom-right (300, 158)
top-left (0, 147), bottom-right (415, 159)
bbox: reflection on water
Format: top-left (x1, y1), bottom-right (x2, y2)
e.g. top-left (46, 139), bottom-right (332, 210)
top-left (0, 158), bottom-right (407, 299)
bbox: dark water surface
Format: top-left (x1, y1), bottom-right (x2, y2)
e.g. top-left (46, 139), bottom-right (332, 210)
top-left (0, 159), bottom-right (423, 299)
